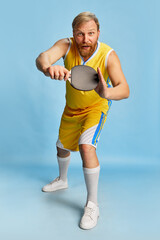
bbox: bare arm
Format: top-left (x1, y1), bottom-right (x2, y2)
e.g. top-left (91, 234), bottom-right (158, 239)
top-left (35, 38), bottom-right (70, 80)
top-left (95, 51), bottom-right (130, 100)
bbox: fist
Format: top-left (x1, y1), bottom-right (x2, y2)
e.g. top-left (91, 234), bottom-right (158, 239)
top-left (46, 65), bottom-right (70, 81)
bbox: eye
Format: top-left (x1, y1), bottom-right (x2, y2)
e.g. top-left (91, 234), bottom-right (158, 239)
top-left (89, 32), bottom-right (95, 36)
top-left (77, 32), bottom-right (83, 36)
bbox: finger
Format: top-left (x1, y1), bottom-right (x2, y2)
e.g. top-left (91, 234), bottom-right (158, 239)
top-left (97, 67), bottom-right (107, 86)
top-left (54, 70), bottom-right (59, 80)
top-left (97, 67), bottom-right (103, 81)
top-left (47, 67), bottom-right (54, 79)
top-left (59, 75), bottom-right (64, 80)
top-left (59, 73), bottom-right (65, 80)
top-left (64, 69), bottom-right (70, 81)
top-left (94, 85), bottom-right (99, 92)
top-left (57, 68), bottom-right (65, 80)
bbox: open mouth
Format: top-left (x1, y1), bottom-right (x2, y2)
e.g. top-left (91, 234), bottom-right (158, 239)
top-left (81, 46), bottom-right (90, 50)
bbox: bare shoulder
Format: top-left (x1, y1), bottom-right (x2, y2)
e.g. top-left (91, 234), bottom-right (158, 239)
top-left (44, 38), bottom-right (70, 60)
top-left (50, 38), bottom-right (70, 52)
top-left (54, 38), bottom-right (70, 47)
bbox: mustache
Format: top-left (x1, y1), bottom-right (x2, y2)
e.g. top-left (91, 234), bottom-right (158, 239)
top-left (80, 44), bottom-right (92, 47)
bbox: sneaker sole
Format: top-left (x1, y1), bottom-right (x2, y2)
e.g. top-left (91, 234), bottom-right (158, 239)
top-left (79, 216), bottom-right (99, 230)
top-left (42, 185), bottom-right (68, 192)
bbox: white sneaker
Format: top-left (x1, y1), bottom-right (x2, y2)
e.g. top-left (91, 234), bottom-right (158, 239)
top-left (42, 177), bottom-right (68, 192)
top-left (80, 201), bottom-right (99, 230)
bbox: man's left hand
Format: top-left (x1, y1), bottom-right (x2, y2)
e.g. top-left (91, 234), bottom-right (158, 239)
top-left (94, 67), bottom-right (108, 99)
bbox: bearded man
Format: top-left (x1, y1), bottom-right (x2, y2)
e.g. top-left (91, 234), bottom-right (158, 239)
top-left (36, 11), bottom-right (129, 230)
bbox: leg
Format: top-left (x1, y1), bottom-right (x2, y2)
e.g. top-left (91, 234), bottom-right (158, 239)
top-left (79, 144), bottom-right (100, 230)
top-left (56, 147), bottom-right (71, 182)
top-left (42, 147), bottom-right (71, 192)
top-left (79, 144), bottom-right (100, 204)
top-left (57, 147), bottom-right (70, 158)
top-left (79, 144), bottom-right (99, 168)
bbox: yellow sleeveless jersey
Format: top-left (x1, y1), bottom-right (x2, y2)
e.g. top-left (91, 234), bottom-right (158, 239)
top-left (63, 37), bottom-right (113, 114)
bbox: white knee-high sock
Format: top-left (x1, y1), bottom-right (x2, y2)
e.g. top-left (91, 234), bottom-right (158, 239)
top-left (83, 165), bottom-right (100, 205)
top-left (57, 155), bottom-right (70, 182)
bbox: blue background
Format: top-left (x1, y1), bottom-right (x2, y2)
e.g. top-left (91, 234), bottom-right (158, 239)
top-left (0, 0), bottom-right (160, 239)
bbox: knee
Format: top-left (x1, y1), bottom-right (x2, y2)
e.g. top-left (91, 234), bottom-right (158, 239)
top-left (79, 144), bottom-right (95, 155)
top-left (57, 147), bottom-right (70, 158)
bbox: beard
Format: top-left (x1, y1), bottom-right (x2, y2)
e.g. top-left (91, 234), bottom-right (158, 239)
top-left (75, 41), bottom-right (98, 60)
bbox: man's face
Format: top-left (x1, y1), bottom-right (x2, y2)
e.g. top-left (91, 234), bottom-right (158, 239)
top-left (73, 20), bottom-right (100, 61)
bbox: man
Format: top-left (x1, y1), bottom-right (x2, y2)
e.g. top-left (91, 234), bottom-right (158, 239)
top-left (36, 12), bottom-right (129, 230)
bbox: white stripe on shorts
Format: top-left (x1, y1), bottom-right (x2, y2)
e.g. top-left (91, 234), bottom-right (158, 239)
top-left (56, 137), bottom-right (65, 149)
top-left (78, 124), bottom-right (99, 148)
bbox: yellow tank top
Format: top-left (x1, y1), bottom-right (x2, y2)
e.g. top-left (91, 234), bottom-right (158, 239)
top-left (64, 37), bottom-right (113, 113)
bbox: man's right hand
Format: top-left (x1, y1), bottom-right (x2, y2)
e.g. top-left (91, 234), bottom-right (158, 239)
top-left (45, 65), bottom-right (70, 81)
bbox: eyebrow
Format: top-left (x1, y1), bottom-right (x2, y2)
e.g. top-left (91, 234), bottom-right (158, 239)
top-left (76, 28), bottom-right (96, 32)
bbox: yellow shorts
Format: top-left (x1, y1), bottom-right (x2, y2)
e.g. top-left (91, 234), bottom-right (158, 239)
top-left (56, 105), bottom-right (109, 152)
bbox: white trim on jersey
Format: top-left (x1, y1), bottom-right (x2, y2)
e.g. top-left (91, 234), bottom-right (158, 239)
top-left (79, 41), bottom-right (100, 65)
top-left (63, 38), bottom-right (72, 61)
top-left (105, 49), bottom-right (114, 69)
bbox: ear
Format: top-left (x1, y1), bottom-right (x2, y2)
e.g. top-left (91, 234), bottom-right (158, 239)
top-left (98, 29), bottom-right (100, 38)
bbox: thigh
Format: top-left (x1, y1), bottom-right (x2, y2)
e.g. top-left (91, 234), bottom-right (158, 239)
top-left (79, 111), bottom-right (107, 148)
top-left (79, 144), bottom-right (99, 168)
top-left (56, 107), bottom-right (83, 152)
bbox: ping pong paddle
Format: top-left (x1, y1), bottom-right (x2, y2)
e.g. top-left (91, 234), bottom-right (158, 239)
top-left (68, 65), bottom-right (99, 91)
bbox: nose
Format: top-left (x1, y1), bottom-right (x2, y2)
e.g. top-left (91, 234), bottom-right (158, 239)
top-left (83, 34), bottom-right (89, 43)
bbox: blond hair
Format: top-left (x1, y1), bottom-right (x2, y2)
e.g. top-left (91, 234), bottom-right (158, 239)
top-left (72, 12), bottom-right (100, 31)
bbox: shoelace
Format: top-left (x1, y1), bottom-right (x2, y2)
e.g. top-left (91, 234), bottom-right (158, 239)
top-left (51, 177), bottom-right (60, 184)
top-left (85, 207), bottom-right (96, 219)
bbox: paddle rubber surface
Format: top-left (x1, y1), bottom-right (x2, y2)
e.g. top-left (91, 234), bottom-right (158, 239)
top-left (69, 65), bottom-right (99, 91)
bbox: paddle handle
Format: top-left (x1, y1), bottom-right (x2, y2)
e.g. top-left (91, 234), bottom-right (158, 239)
top-left (67, 71), bottom-right (71, 82)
